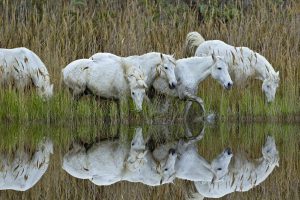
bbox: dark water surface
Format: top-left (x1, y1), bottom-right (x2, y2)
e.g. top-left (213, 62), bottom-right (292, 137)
top-left (0, 122), bottom-right (299, 200)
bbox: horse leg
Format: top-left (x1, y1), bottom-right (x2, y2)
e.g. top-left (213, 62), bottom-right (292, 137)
top-left (183, 101), bottom-right (192, 120)
top-left (183, 92), bottom-right (206, 113)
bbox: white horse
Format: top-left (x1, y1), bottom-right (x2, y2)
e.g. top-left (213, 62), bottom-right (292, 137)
top-left (153, 54), bottom-right (233, 115)
top-left (193, 136), bottom-right (279, 198)
top-left (0, 47), bottom-right (53, 100)
top-left (90, 52), bottom-right (177, 90)
top-left (0, 138), bottom-right (53, 191)
top-left (62, 58), bottom-right (147, 111)
top-left (63, 128), bottom-right (177, 186)
top-left (152, 125), bottom-right (233, 183)
top-left (185, 32), bottom-right (280, 103)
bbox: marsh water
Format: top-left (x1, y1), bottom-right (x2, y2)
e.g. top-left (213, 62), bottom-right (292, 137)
top-left (0, 121), bottom-right (299, 200)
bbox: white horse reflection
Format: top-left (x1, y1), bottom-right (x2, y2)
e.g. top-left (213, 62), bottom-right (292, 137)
top-left (193, 136), bottom-right (279, 198)
top-left (62, 128), bottom-right (177, 186)
top-left (152, 125), bottom-right (233, 183)
top-left (0, 138), bottom-right (53, 191)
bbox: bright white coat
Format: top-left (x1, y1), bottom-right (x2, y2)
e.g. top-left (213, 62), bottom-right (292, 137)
top-left (0, 139), bottom-right (53, 191)
top-left (185, 32), bottom-right (280, 103)
top-left (153, 55), bottom-right (233, 114)
top-left (90, 52), bottom-right (177, 90)
top-left (0, 47), bottom-right (53, 100)
top-left (63, 128), bottom-right (177, 186)
top-left (152, 126), bottom-right (233, 183)
top-left (194, 136), bottom-right (279, 198)
top-left (62, 58), bottom-right (147, 111)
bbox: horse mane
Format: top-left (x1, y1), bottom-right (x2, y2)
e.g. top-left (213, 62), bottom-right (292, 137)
top-left (121, 59), bottom-right (147, 88)
top-left (120, 59), bottom-right (132, 77)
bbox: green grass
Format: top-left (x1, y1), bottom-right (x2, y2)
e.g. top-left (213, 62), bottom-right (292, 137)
top-left (0, 0), bottom-right (299, 123)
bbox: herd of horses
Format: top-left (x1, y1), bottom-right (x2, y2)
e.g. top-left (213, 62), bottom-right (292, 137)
top-left (0, 31), bottom-right (280, 117)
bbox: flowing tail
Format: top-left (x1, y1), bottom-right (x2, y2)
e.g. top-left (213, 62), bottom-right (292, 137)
top-left (185, 32), bottom-right (205, 57)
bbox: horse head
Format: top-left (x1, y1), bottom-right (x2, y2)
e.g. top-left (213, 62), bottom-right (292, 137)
top-left (156, 54), bottom-right (177, 89)
top-left (210, 53), bottom-right (233, 90)
top-left (125, 128), bottom-right (148, 171)
top-left (123, 61), bottom-right (147, 111)
top-left (262, 136), bottom-right (279, 167)
top-left (159, 148), bottom-right (177, 185)
top-left (210, 147), bottom-right (233, 181)
top-left (262, 71), bottom-right (280, 103)
top-left (38, 83), bottom-right (53, 101)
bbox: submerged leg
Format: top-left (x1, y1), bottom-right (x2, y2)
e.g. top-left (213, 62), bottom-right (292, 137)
top-left (183, 101), bottom-right (192, 120)
top-left (183, 92), bottom-right (206, 113)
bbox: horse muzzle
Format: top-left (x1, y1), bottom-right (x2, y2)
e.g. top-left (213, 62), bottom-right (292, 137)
top-left (224, 82), bottom-right (233, 90)
top-left (169, 82), bottom-right (176, 89)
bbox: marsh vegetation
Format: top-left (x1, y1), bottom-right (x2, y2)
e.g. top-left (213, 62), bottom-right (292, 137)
top-left (0, 0), bottom-right (298, 122)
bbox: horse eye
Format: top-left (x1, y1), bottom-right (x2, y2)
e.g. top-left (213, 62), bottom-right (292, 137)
top-left (217, 67), bottom-right (222, 70)
top-left (164, 67), bottom-right (168, 70)
top-left (131, 142), bottom-right (135, 146)
top-left (164, 168), bottom-right (168, 171)
top-left (132, 92), bottom-right (135, 95)
top-left (217, 168), bottom-right (222, 171)
top-left (267, 85), bottom-right (270, 88)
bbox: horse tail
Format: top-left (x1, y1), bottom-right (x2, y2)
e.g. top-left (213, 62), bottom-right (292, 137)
top-left (185, 31), bottom-right (205, 57)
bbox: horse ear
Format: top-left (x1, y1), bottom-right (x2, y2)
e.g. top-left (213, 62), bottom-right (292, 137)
top-left (212, 52), bottom-right (217, 63)
top-left (172, 53), bottom-right (176, 59)
top-left (276, 71), bottom-right (279, 76)
top-left (143, 82), bottom-right (148, 89)
top-left (160, 53), bottom-right (164, 61)
top-left (156, 65), bottom-right (162, 75)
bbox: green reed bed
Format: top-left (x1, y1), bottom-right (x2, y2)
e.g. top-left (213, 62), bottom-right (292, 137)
top-left (0, 0), bottom-right (299, 123)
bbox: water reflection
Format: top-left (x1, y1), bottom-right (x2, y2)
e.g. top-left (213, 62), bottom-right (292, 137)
top-left (0, 123), bottom-right (287, 199)
top-left (0, 138), bottom-right (53, 191)
top-left (63, 124), bottom-right (280, 199)
top-left (63, 127), bottom-right (177, 186)
top-left (193, 136), bottom-right (279, 199)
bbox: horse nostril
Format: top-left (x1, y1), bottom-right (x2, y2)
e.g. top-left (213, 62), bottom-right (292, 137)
top-left (227, 82), bottom-right (232, 88)
top-left (169, 83), bottom-right (175, 89)
top-left (225, 147), bottom-right (232, 155)
top-left (169, 148), bottom-right (176, 155)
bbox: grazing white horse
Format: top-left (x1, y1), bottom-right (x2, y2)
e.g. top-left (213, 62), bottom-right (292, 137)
top-left (152, 54), bottom-right (233, 114)
top-left (63, 128), bottom-right (177, 186)
top-left (0, 47), bottom-right (53, 100)
top-left (193, 136), bottom-right (279, 198)
top-left (0, 139), bottom-right (53, 191)
top-left (152, 125), bottom-right (233, 183)
top-left (62, 58), bottom-right (147, 111)
top-left (185, 32), bottom-right (280, 103)
top-left (90, 52), bottom-right (177, 90)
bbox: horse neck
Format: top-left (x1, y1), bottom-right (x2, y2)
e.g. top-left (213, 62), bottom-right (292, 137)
top-left (184, 57), bottom-right (214, 85)
top-left (251, 157), bottom-right (277, 185)
top-left (252, 53), bottom-right (275, 81)
top-left (141, 53), bottom-right (162, 86)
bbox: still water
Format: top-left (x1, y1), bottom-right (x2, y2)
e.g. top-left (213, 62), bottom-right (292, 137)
top-left (0, 122), bottom-right (299, 200)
